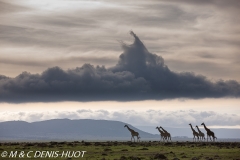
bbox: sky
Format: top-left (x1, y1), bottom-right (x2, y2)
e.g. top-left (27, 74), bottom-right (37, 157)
top-left (0, 0), bottom-right (240, 132)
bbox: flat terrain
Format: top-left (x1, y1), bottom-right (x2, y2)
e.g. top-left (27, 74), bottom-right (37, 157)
top-left (0, 141), bottom-right (240, 160)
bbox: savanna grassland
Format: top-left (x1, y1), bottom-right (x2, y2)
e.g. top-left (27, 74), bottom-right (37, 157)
top-left (0, 141), bottom-right (240, 160)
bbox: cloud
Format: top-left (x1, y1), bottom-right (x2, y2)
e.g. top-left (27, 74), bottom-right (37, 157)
top-left (1, 0), bottom-right (240, 83)
top-left (0, 31), bottom-right (240, 102)
top-left (0, 0), bottom-right (30, 14)
top-left (1, 109), bottom-right (239, 127)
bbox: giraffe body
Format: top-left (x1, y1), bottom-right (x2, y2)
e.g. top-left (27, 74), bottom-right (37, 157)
top-left (156, 127), bottom-right (168, 142)
top-left (160, 126), bottom-right (171, 141)
top-left (189, 123), bottom-right (199, 142)
top-left (196, 125), bottom-right (205, 141)
top-left (201, 123), bottom-right (217, 142)
top-left (124, 125), bottom-right (140, 142)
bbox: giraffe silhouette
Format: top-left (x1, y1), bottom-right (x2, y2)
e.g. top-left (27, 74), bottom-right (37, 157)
top-left (160, 126), bottom-right (171, 141)
top-left (189, 123), bottom-right (199, 142)
top-left (124, 125), bottom-right (140, 142)
top-left (201, 122), bottom-right (217, 142)
top-left (196, 125), bottom-right (205, 141)
top-left (156, 126), bottom-right (168, 142)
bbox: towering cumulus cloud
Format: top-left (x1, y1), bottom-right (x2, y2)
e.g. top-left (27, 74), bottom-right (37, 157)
top-left (0, 32), bottom-right (240, 102)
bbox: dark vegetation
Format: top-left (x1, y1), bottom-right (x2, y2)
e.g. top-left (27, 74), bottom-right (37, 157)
top-left (1, 141), bottom-right (240, 160)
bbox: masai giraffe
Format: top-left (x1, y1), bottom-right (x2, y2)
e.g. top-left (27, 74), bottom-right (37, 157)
top-left (196, 125), bottom-right (205, 141)
top-left (124, 125), bottom-right (140, 142)
top-left (156, 126), bottom-right (168, 142)
top-left (201, 123), bottom-right (217, 142)
top-left (160, 126), bottom-right (171, 141)
top-left (189, 123), bottom-right (199, 142)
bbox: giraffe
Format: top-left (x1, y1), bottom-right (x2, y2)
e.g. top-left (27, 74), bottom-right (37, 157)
top-left (160, 126), bottom-right (171, 141)
top-left (189, 123), bottom-right (199, 142)
top-left (196, 125), bottom-right (205, 141)
top-left (201, 123), bottom-right (217, 142)
top-left (156, 126), bottom-right (168, 142)
top-left (124, 125), bottom-right (140, 142)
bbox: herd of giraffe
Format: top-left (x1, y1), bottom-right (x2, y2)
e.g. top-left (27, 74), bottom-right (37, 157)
top-left (189, 122), bottom-right (217, 142)
top-left (124, 122), bottom-right (217, 142)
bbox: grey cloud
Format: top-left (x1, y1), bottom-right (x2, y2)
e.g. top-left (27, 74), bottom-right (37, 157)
top-left (0, 25), bottom-right (71, 48)
top-left (162, 0), bottom-right (240, 8)
top-left (0, 0), bottom-right (30, 14)
top-left (196, 52), bottom-right (216, 59)
top-left (166, 58), bottom-right (240, 81)
top-left (201, 34), bottom-right (240, 48)
top-left (0, 55), bottom-right (118, 68)
top-left (0, 24), bottom-right (119, 54)
top-left (32, 14), bottom-right (99, 29)
top-left (0, 32), bottom-right (240, 102)
top-left (88, 3), bottom-right (198, 30)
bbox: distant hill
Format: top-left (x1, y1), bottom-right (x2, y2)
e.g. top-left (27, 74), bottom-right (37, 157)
top-left (1, 119), bottom-right (239, 141)
top-left (0, 119), bottom-right (159, 141)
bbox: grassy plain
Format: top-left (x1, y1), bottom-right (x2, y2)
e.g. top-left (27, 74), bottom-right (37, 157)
top-left (0, 141), bottom-right (240, 160)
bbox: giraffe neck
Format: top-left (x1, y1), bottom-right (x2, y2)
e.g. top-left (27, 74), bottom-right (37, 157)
top-left (161, 127), bottom-right (167, 132)
top-left (126, 126), bottom-right (133, 133)
top-left (157, 127), bottom-right (162, 133)
top-left (196, 126), bottom-right (201, 133)
top-left (190, 124), bottom-right (195, 132)
top-left (203, 124), bottom-right (209, 131)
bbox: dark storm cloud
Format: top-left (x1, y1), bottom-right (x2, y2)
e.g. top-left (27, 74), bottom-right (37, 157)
top-left (0, 32), bottom-right (240, 102)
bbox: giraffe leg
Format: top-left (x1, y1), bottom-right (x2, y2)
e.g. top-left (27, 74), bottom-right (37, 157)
top-left (212, 136), bottom-right (215, 142)
top-left (209, 135), bottom-right (212, 141)
top-left (131, 136), bottom-right (134, 142)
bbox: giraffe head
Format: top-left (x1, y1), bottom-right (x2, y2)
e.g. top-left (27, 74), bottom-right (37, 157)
top-left (201, 122), bottom-right (205, 126)
top-left (189, 123), bottom-right (191, 126)
top-left (155, 126), bottom-right (159, 129)
top-left (124, 125), bottom-right (128, 128)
